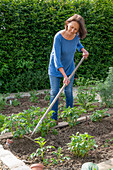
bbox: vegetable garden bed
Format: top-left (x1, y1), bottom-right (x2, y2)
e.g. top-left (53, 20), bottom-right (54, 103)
top-left (0, 88), bottom-right (113, 169)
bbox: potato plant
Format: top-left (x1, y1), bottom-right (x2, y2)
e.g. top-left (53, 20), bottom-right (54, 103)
top-left (60, 106), bottom-right (86, 127)
top-left (67, 132), bottom-right (98, 158)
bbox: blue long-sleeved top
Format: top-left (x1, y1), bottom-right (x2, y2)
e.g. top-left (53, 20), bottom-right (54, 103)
top-left (48, 31), bottom-right (84, 77)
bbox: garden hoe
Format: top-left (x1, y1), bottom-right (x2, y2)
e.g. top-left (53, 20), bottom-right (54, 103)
top-left (27, 56), bottom-right (85, 140)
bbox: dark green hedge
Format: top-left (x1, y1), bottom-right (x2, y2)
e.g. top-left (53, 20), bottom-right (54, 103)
top-left (0, 0), bottom-right (113, 93)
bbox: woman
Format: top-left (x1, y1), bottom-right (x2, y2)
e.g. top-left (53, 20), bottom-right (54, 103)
top-left (48, 14), bottom-right (89, 121)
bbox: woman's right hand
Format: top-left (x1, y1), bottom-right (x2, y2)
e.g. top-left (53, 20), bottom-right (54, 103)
top-left (63, 77), bottom-right (70, 86)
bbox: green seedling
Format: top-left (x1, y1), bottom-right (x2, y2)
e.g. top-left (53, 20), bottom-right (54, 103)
top-left (51, 147), bottom-right (70, 165)
top-left (44, 90), bottom-right (50, 95)
top-left (30, 90), bottom-right (39, 103)
top-left (36, 108), bottom-right (57, 137)
top-left (67, 132), bottom-right (98, 158)
top-left (0, 114), bottom-right (6, 128)
top-left (11, 99), bottom-right (21, 106)
top-left (75, 87), bottom-right (98, 112)
top-left (44, 94), bottom-right (50, 101)
top-left (90, 109), bottom-right (110, 122)
top-left (0, 94), bottom-right (7, 110)
top-left (29, 137), bottom-right (55, 165)
top-left (110, 138), bottom-right (113, 142)
top-left (60, 106), bottom-right (86, 127)
top-left (15, 92), bottom-right (23, 99)
top-left (60, 92), bottom-right (65, 97)
top-left (52, 129), bottom-right (58, 135)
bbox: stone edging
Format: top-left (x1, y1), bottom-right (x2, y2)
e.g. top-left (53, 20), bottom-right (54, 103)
top-left (0, 145), bottom-right (31, 170)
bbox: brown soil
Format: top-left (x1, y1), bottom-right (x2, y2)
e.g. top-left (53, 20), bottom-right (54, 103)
top-left (0, 92), bottom-right (113, 170)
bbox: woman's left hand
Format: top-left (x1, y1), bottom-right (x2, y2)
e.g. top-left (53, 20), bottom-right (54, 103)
top-left (83, 51), bottom-right (89, 59)
top-left (81, 48), bottom-right (89, 60)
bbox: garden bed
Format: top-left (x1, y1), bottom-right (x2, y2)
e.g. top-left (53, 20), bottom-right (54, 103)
top-left (0, 91), bottom-right (113, 169)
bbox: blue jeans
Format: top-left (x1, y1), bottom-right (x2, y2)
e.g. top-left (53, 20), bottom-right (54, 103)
top-left (49, 75), bottom-right (74, 120)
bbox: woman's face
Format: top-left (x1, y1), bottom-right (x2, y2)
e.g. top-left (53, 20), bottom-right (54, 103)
top-left (67, 21), bottom-right (79, 35)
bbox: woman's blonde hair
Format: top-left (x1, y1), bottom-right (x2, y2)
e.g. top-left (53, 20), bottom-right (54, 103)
top-left (65, 14), bottom-right (87, 39)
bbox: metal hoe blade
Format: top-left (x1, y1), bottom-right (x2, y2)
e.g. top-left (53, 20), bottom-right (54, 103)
top-left (31, 56), bottom-right (85, 137)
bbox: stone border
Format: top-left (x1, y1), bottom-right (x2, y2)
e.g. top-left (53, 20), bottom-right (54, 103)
top-left (0, 145), bottom-right (30, 170)
top-left (5, 87), bottom-right (102, 103)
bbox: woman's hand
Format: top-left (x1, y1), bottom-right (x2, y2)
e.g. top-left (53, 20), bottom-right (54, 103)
top-left (63, 77), bottom-right (70, 86)
top-left (58, 67), bottom-right (70, 86)
top-left (81, 48), bottom-right (89, 60)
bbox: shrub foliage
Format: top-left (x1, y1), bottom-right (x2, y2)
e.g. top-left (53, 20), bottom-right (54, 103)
top-left (0, 0), bottom-right (113, 93)
top-left (98, 67), bottom-right (113, 107)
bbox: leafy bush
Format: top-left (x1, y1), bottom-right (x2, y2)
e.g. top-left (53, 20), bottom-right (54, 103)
top-left (97, 67), bottom-right (113, 107)
top-left (67, 132), bottom-right (98, 158)
top-left (90, 109), bottom-right (110, 122)
top-left (75, 87), bottom-right (98, 111)
top-left (0, 0), bottom-right (113, 93)
top-left (60, 106), bottom-right (86, 127)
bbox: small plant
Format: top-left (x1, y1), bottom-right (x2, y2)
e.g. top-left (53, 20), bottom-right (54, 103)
top-left (44, 94), bottom-right (50, 101)
top-left (97, 67), bottom-right (113, 107)
top-left (52, 128), bottom-right (58, 135)
top-left (67, 132), bottom-right (98, 158)
top-left (0, 114), bottom-right (6, 129)
top-left (51, 147), bottom-right (70, 165)
top-left (44, 90), bottom-right (50, 95)
top-left (38, 109), bottom-right (57, 137)
top-left (29, 137), bottom-right (55, 165)
top-left (60, 106), bottom-right (86, 127)
top-left (60, 92), bottom-right (65, 97)
top-left (75, 87), bottom-right (98, 111)
top-left (15, 92), bottom-right (23, 99)
top-left (0, 94), bottom-right (7, 110)
top-left (90, 109), bottom-right (110, 122)
top-left (12, 99), bottom-right (21, 106)
top-left (30, 90), bottom-right (39, 103)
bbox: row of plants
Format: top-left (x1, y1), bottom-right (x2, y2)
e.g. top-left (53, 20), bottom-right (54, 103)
top-left (0, 102), bottom-right (110, 138)
top-left (0, 0), bottom-right (113, 93)
top-left (0, 106), bottom-right (58, 138)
